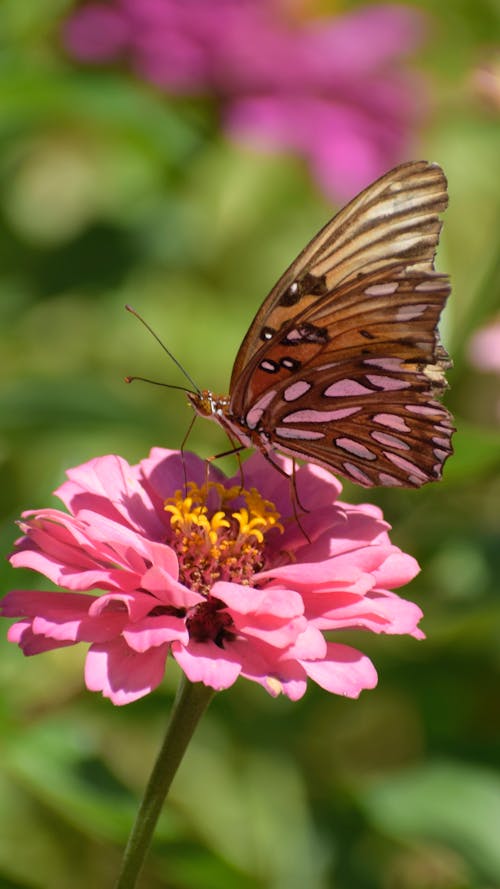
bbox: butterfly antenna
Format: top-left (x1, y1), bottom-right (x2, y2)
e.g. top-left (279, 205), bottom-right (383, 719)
top-left (125, 304), bottom-right (201, 394)
top-left (124, 376), bottom-right (194, 395)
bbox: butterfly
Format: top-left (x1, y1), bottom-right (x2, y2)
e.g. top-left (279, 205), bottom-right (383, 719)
top-left (187, 160), bottom-right (454, 488)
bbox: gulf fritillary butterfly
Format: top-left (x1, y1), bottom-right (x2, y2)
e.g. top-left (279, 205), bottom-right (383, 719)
top-left (188, 160), bottom-right (454, 488)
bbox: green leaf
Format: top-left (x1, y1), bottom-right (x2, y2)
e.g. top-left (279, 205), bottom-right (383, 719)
top-left (361, 760), bottom-right (500, 882)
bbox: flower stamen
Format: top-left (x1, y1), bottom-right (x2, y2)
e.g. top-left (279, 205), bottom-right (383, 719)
top-left (164, 482), bottom-right (283, 595)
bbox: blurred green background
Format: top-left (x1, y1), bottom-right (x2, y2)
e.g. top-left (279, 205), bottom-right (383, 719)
top-left (1, 1), bottom-right (500, 887)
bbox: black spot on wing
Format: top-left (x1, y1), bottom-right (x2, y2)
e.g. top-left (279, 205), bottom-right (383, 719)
top-left (281, 322), bottom-right (329, 346)
top-left (279, 282), bottom-right (301, 307)
top-left (259, 359), bottom-right (280, 374)
top-left (300, 273), bottom-right (329, 296)
top-left (280, 357), bottom-right (302, 371)
top-left (260, 326), bottom-right (276, 341)
top-left (278, 273), bottom-right (328, 307)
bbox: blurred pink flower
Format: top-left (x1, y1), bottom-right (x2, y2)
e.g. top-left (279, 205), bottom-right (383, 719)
top-left (469, 53), bottom-right (500, 113)
top-left (63, 1), bottom-right (427, 200)
top-left (1, 449), bottom-right (422, 705)
top-left (468, 320), bottom-right (500, 373)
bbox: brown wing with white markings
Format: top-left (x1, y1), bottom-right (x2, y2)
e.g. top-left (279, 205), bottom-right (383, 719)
top-left (230, 160), bottom-right (448, 391)
top-left (226, 161), bottom-right (453, 486)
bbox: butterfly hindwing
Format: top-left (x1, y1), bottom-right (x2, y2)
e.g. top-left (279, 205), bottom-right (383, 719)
top-left (268, 397), bottom-right (453, 488)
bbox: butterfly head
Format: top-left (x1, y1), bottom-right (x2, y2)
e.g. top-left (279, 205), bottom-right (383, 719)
top-left (187, 389), bottom-right (230, 420)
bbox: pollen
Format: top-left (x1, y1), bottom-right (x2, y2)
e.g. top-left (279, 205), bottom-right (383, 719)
top-left (164, 481), bottom-right (283, 596)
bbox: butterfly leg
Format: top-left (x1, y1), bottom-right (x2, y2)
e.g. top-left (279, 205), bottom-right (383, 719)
top-left (205, 443), bottom-right (247, 492)
top-left (180, 413), bottom-right (198, 494)
top-left (258, 451), bottom-right (312, 543)
top-left (291, 458), bottom-right (310, 515)
top-left (256, 450), bottom-right (310, 513)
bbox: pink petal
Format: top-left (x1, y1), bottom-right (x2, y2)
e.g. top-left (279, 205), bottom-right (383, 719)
top-left (32, 610), bottom-right (127, 643)
top-left (301, 643), bottom-right (378, 698)
top-left (58, 454), bottom-right (166, 538)
top-left (141, 565), bottom-right (202, 609)
top-left (139, 448), bottom-right (225, 510)
top-left (255, 560), bottom-right (370, 593)
top-left (172, 640), bottom-right (241, 690)
top-left (8, 621), bottom-right (75, 655)
top-left (319, 506), bottom-right (390, 553)
top-left (257, 544), bottom-right (395, 593)
top-left (11, 547), bottom-right (136, 592)
top-left (371, 551), bottom-right (420, 588)
top-left (212, 581), bottom-right (303, 618)
top-left (358, 592), bottom-right (425, 638)
top-left (306, 587), bottom-right (424, 638)
top-left (286, 624), bottom-right (327, 660)
top-left (88, 591), bottom-right (156, 622)
top-left (85, 637), bottom-right (168, 705)
top-left (11, 512), bottom-right (142, 591)
top-left (226, 635), bottom-right (304, 699)
top-left (123, 615), bottom-right (188, 652)
top-left (235, 453), bottom-right (342, 521)
top-left (237, 614), bottom-right (307, 649)
top-left (73, 508), bottom-right (166, 564)
top-left (230, 638), bottom-right (309, 700)
top-left (140, 540), bottom-right (179, 580)
top-left (271, 674), bottom-right (308, 701)
top-left (0, 589), bottom-right (96, 618)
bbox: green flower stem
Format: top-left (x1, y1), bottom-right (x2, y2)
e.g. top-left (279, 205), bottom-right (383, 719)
top-left (114, 676), bottom-right (216, 889)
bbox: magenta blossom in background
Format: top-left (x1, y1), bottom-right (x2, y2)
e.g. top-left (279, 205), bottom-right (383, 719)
top-left (468, 320), bottom-right (500, 373)
top-left (1, 449), bottom-right (423, 705)
top-left (63, 1), bottom-right (427, 201)
top-left (467, 319), bottom-right (500, 421)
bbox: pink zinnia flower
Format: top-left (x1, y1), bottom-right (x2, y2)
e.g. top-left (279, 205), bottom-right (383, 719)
top-left (63, 1), bottom-right (427, 200)
top-left (1, 449), bottom-right (423, 705)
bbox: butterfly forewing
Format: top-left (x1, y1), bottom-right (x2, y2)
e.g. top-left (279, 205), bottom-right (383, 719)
top-left (224, 160), bottom-right (454, 488)
top-left (230, 160), bottom-right (448, 387)
top-left (232, 267), bottom-right (449, 405)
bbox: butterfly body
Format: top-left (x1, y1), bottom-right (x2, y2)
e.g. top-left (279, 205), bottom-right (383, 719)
top-left (189, 161), bottom-right (454, 488)
top-left (188, 390), bottom-right (272, 455)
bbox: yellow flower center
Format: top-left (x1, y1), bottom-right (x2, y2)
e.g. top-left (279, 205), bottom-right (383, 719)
top-left (164, 482), bottom-right (283, 595)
